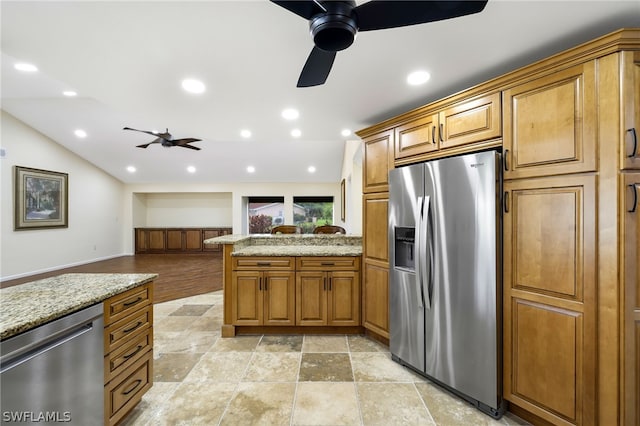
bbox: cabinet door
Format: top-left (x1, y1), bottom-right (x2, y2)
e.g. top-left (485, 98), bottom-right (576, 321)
top-left (362, 262), bottom-right (389, 337)
top-left (166, 230), bottom-right (183, 251)
top-left (203, 229), bottom-right (220, 252)
top-left (503, 175), bottom-right (596, 425)
top-left (147, 229), bottom-right (166, 252)
top-left (328, 271), bottom-right (360, 326)
top-left (394, 113), bottom-right (439, 159)
top-left (134, 229), bottom-right (147, 253)
top-left (503, 62), bottom-right (596, 179)
top-left (184, 229), bottom-right (203, 251)
top-left (439, 92), bottom-right (501, 149)
top-left (363, 130), bottom-right (394, 193)
top-left (622, 51), bottom-right (640, 170)
top-left (296, 271), bottom-right (327, 326)
top-left (263, 271), bottom-right (295, 326)
top-left (363, 193), bottom-right (389, 264)
top-left (622, 174), bottom-right (640, 425)
top-left (231, 271), bottom-right (262, 325)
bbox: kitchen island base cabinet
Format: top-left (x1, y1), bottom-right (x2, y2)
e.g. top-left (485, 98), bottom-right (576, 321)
top-left (103, 282), bottom-right (154, 426)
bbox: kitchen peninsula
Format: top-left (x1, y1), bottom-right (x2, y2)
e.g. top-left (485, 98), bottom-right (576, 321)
top-left (0, 273), bottom-right (157, 426)
top-left (205, 234), bottom-right (364, 338)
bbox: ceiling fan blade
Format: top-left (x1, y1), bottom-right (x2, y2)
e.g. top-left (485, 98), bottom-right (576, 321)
top-left (297, 46), bottom-right (337, 88)
top-left (270, 0), bottom-right (325, 20)
top-left (354, 0), bottom-right (488, 31)
top-left (172, 138), bottom-right (202, 145)
top-left (124, 127), bottom-right (171, 140)
top-left (177, 144), bottom-right (201, 151)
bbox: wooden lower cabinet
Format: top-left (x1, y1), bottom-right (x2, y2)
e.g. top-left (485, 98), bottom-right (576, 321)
top-left (103, 283), bottom-right (153, 426)
top-left (362, 261), bottom-right (389, 338)
top-left (296, 257), bottom-right (360, 326)
top-left (503, 175), bottom-right (597, 425)
top-left (231, 270), bottom-right (295, 326)
top-left (135, 227), bottom-right (231, 254)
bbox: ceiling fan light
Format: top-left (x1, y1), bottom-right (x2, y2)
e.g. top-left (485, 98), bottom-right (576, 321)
top-left (407, 70), bottom-right (431, 86)
top-left (181, 78), bottom-right (206, 94)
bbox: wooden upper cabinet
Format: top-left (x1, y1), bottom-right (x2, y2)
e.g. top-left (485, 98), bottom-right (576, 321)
top-left (363, 130), bottom-right (394, 193)
top-left (395, 113), bottom-right (439, 159)
top-left (439, 92), bottom-right (501, 149)
top-left (503, 62), bottom-right (597, 179)
top-left (394, 92), bottom-right (501, 160)
top-left (622, 51), bottom-right (640, 170)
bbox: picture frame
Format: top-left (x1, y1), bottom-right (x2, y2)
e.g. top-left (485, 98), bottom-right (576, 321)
top-left (14, 166), bottom-right (68, 230)
top-left (340, 178), bottom-right (346, 222)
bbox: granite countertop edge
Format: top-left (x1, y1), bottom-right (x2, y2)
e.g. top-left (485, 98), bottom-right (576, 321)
top-left (0, 273), bottom-right (157, 340)
top-left (231, 246), bottom-right (362, 257)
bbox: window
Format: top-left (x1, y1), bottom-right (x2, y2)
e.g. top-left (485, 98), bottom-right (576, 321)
top-left (248, 196), bottom-right (284, 234)
top-left (293, 196), bottom-right (334, 234)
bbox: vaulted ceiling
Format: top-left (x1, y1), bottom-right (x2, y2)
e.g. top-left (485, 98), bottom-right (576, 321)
top-left (2, 1), bottom-right (638, 184)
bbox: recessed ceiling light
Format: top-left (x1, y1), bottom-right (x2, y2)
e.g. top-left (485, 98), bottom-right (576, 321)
top-left (181, 78), bottom-right (206, 94)
top-left (308, 166), bottom-right (316, 173)
top-left (63, 91), bottom-right (77, 97)
top-left (407, 70), bottom-right (431, 86)
top-left (247, 166), bottom-right (255, 173)
top-left (126, 166), bottom-right (136, 173)
top-left (291, 129), bottom-right (302, 138)
top-left (74, 129), bottom-right (87, 138)
top-left (341, 129), bottom-right (352, 137)
top-left (281, 108), bottom-right (299, 120)
top-left (240, 129), bottom-right (252, 138)
top-left (187, 166), bottom-right (196, 173)
top-left (14, 63), bottom-right (38, 72)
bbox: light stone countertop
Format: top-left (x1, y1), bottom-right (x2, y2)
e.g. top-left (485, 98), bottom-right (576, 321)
top-left (0, 273), bottom-right (157, 340)
top-left (204, 234), bottom-right (362, 257)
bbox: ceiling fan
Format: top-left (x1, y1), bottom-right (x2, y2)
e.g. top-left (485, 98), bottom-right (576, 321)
top-left (271, 0), bottom-right (488, 87)
top-left (123, 127), bottom-right (202, 150)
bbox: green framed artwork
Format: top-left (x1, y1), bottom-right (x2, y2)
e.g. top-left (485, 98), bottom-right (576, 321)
top-left (14, 166), bottom-right (68, 230)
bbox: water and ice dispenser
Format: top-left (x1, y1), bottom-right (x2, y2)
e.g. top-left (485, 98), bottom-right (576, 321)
top-left (394, 227), bottom-right (415, 271)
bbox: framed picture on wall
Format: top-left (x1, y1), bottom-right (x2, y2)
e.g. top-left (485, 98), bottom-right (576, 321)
top-left (14, 166), bottom-right (68, 230)
top-left (340, 178), bottom-right (346, 222)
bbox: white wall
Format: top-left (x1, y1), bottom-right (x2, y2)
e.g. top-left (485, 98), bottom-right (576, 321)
top-left (133, 192), bottom-right (233, 227)
top-left (1, 110), bottom-right (125, 280)
top-left (341, 139), bottom-right (363, 235)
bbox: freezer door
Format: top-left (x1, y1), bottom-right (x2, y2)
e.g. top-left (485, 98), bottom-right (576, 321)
top-left (423, 150), bottom-right (500, 410)
top-left (389, 163), bottom-right (425, 372)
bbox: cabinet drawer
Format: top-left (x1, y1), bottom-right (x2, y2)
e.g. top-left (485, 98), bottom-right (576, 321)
top-left (104, 328), bottom-right (152, 383)
top-left (233, 257), bottom-right (294, 270)
top-left (104, 305), bottom-right (152, 354)
top-left (105, 351), bottom-right (152, 426)
top-left (104, 283), bottom-right (152, 325)
top-left (297, 256), bottom-right (360, 271)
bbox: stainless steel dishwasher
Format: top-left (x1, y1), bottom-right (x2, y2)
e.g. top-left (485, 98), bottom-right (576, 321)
top-left (1, 303), bottom-right (104, 425)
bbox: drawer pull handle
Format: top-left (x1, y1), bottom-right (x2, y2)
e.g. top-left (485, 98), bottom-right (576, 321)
top-left (504, 149), bottom-right (509, 171)
top-left (123, 297), bottom-right (142, 307)
top-left (257, 262), bottom-right (271, 266)
top-left (504, 191), bottom-right (510, 213)
top-left (123, 345), bottom-right (143, 360)
top-left (431, 126), bottom-right (436, 144)
top-left (627, 128), bottom-right (638, 158)
top-left (439, 123), bottom-right (444, 142)
top-left (323, 277), bottom-right (327, 291)
top-left (259, 277), bottom-right (262, 291)
top-left (123, 322), bottom-right (142, 333)
top-left (321, 262), bottom-right (335, 266)
top-left (629, 184), bottom-right (638, 213)
top-left (122, 379), bottom-right (142, 396)
top-left (329, 277), bottom-right (332, 291)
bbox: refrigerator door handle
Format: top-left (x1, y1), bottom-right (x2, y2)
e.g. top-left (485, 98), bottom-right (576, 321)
top-left (415, 196), bottom-right (425, 309)
top-left (421, 195), bottom-right (432, 310)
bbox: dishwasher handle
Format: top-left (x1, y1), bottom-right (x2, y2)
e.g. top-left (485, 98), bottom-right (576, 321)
top-left (1, 322), bottom-right (95, 374)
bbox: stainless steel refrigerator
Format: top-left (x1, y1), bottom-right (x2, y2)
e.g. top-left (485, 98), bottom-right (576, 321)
top-left (388, 150), bottom-right (504, 418)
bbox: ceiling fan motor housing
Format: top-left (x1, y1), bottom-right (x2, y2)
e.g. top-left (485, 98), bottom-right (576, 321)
top-left (310, 1), bottom-right (357, 52)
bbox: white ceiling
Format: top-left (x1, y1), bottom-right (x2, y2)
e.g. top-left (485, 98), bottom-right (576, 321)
top-left (1, 1), bottom-right (638, 184)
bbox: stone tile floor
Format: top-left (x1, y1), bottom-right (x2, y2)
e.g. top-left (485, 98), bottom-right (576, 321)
top-left (120, 291), bottom-right (530, 426)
